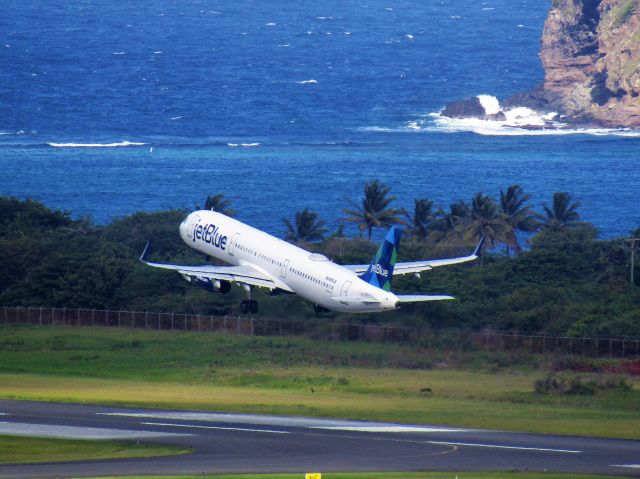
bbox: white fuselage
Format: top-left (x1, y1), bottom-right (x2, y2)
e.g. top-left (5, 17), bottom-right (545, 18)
top-left (179, 211), bottom-right (399, 313)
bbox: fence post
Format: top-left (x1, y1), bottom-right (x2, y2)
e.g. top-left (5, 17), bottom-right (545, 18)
top-left (237, 317), bottom-right (240, 336)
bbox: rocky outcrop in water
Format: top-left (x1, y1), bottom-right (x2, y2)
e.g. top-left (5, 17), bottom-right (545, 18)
top-left (538, 0), bottom-right (640, 127)
top-left (442, 0), bottom-right (640, 128)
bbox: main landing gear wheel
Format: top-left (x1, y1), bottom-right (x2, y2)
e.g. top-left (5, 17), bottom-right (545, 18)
top-left (240, 300), bottom-right (259, 314)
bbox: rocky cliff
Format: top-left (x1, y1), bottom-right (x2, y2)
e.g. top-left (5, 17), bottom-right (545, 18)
top-left (540, 0), bottom-right (640, 127)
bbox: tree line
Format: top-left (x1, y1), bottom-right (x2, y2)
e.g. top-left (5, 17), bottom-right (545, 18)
top-left (0, 191), bottom-right (638, 338)
top-left (269, 180), bottom-right (588, 258)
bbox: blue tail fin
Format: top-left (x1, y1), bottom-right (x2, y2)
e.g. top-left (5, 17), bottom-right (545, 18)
top-left (359, 226), bottom-right (402, 291)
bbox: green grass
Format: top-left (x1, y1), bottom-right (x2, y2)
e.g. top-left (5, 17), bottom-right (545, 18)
top-left (0, 434), bottom-right (190, 464)
top-left (0, 326), bottom-right (639, 439)
top-left (82, 473), bottom-right (630, 479)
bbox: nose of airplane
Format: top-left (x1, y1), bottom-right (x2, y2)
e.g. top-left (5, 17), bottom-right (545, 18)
top-left (179, 213), bottom-right (191, 240)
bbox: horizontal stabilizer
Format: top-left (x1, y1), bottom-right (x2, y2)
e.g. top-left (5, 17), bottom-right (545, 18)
top-left (396, 294), bottom-right (454, 303)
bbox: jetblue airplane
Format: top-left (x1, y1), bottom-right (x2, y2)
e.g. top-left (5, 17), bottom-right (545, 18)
top-left (141, 210), bottom-right (483, 314)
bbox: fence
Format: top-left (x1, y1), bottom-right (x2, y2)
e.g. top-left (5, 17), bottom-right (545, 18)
top-left (2, 306), bottom-right (640, 359)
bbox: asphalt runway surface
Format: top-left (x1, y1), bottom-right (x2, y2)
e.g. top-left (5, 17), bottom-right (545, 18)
top-left (0, 399), bottom-right (639, 478)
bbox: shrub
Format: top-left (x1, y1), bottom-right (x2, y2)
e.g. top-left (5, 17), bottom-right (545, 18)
top-left (534, 372), bottom-right (631, 395)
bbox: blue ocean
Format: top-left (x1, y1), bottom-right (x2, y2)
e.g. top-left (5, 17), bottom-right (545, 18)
top-left (1, 0), bottom-right (639, 238)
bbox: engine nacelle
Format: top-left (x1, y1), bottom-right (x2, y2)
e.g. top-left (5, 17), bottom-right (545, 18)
top-left (188, 276), bottom-right (231, 294)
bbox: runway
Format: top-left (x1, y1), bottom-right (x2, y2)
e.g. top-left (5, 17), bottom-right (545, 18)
top-left (0, 399), bottom-right (638, 478)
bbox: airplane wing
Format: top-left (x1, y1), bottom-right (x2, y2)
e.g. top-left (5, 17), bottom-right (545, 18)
top-left (139, 242), bottom-right (279, 290)
top-left (343, 236), bottom-right (484, 276)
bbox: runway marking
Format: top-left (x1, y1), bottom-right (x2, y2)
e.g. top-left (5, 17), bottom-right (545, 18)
top-left (141, 422), bottom-right (290, 434)
top-left (0, 421), bottom-right (191, 440)
top-left (98, 412), bottom-right (468, 432)
top-left (427, 441), bottom-right (581, 454)
top-left (612, 465), bottom-right (640, 469)
top-left (313, 426), bottom-right (467, 433)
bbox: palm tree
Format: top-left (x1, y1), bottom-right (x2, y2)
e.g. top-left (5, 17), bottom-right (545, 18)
top-left (405, 198), bottom-right (437, 241)
top-left (461, 193), bottom-right (510, 263)
top-left (499, 184), bottom-right (539, 254)
top-left (542, 192), bottom-right (581, 231)
top-left (433, 199), bottom-right (471, 234)
top-left (283, 208), bottom-right (327, 244)
top-left (342, 180), bottom-right (405, 240)
top-left (199, 194), bottom-right (236, 217)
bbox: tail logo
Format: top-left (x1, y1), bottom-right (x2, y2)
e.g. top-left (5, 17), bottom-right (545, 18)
top-left (359, 226), bottom-right (402, 292)
top-left (371, 264), bottom-right (389, 277)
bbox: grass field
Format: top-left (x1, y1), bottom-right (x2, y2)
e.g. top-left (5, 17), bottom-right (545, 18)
top-left (84, 473), bottom-right (630, 479)
top-left (0, 434), bottom-right (189, 464)
top-left (0, 325), bottom-right (639, 439)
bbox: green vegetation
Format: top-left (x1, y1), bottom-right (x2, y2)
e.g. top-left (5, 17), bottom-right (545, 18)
top-left (0, 435), bottom-right (189, 464)
top-left (611, 0), bottom-right (637, 28)
top-left (0, 326), bottom-right (639, 439)
top-left (283, 208), bottom-right (327, 245)
top-left (1, 193), bottom-right (638, 338)
top-left (84, 473), bottom-right (629, 479)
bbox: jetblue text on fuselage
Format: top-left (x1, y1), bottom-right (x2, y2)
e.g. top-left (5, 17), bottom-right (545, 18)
top-left (194, 222), bottom-right (228, 250)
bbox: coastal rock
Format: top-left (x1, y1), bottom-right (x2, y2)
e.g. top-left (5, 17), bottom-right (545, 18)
top-left (485, 111), bottom-right (507, 121)
top-left (441, 97), bottom-right (486, 118)
top-left (539, 0), bottom-right (640, 127)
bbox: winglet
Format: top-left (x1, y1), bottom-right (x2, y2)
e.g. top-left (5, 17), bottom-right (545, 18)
top-left (139, 241), bottom-right (151, 262)
top-left (472, 235), bottom-right (485, 258)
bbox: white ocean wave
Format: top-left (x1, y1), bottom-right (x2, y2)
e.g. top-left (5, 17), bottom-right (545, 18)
top-left (227, 142), bottom-right (260, 147)
top-left (408, 95), bottom-right (640, 137)
top-left (297, 79), bottom-right (318, 84)
top-left (48, 141), bottom-right (146, 148)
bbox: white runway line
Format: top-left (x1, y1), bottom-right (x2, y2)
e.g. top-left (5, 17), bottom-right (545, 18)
top-left (428, 440), bottom-right (581, 454)
top-left (313, 426), bottom-right (466, 433)
top-left (141, 421), bottom-right (289, 434)
top-left (0, 421), bottom-right (191, 440)
top-left (98, 411), bottom-right (469, 432)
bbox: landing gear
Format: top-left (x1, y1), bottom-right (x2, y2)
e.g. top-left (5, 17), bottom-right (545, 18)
top-left (240, 300), bottom-right (259, 314)
top-left (239, 284), bottom-right (258, 314)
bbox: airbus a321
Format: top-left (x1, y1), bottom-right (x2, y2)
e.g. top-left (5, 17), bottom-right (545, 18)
top-left (141, 210), bottom-right (483, 314)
